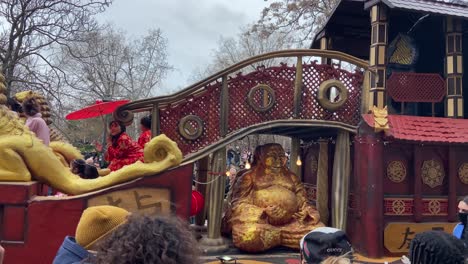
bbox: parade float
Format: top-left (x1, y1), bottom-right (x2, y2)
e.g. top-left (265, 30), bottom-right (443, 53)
top-left (0, 0), bottom-right (468, 263)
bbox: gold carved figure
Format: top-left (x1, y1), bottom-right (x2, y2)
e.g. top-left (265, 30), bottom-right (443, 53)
top-left (224, 143), bottom-right (324, 252)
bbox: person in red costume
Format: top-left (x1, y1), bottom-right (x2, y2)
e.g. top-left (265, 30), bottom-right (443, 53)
top-left (138, 115), bottom-right (152, 149)
top-left (105, 121), bottom-right (143, 171)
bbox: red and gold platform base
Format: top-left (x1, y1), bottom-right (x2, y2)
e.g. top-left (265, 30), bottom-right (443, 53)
top-left (0, 164), bottom-right (193, 264)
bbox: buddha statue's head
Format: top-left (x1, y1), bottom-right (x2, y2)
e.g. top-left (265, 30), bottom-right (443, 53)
top-left (257, 143), bottom-right (287, 172)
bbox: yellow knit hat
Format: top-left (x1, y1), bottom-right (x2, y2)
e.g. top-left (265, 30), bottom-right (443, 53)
top-left (75, 205), bottom-right (130, 249)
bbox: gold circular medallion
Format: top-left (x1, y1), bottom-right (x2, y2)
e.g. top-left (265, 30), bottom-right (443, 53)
top-left (427, 200), bottom-right (441, 215)
top-left (178, 115), bottom-right (204, 140)
top-left (392, 200), bottom-right (406, 215)
top-left (458, 163), bottom-right (468, 184)
top-left (247, 84), bottom-right (276, 112)
top-left (317, 79), bottom-right (349, 111)
top-left (387, 161), bottom-right (407, 183)
top-left (421, 160), bottom-right (445, 188)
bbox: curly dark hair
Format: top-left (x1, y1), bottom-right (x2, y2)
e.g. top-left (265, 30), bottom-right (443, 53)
top-left (409, 231), bottom-right (466, 264)
top-left (93, 214), bottom-right (199, 264)
top-left (71, 159), bottom-right (99, 179)
top-left (7, 97), bottom-right (22, 113)
top-left (22, 97), bottom-right (40, 116)
top-left (140, 115), bottom-right (152, 130)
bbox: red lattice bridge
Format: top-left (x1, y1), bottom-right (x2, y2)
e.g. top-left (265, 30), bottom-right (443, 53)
top-left (115, 50), bottom-right (369, 162)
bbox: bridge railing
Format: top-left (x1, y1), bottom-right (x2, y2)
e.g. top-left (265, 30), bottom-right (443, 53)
top-left (114, 49), bottom-right (369, 157)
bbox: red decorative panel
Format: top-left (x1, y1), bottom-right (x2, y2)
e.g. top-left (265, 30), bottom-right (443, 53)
top-left (384, 198), bottom-right (414, 216)
top-left (387, 73), bottom-right (445, 103)
top-left (383, 144), bottom-right (413, 195)
top-left (227, 64), bottom-right (296, 133)
top-left (417, 147), bottom-right (448, 196)
top-left (2, 206), bottom-right (26, 241)
top-left (384, 197), bottom-right (450, 216)
top-left (300, 62), bottom-right (364, 126)
top-left (422, 198), bottom-right (448, 216)
top-left (159, 82), bottom-right (221, 155)
top-left (1, 164), bottom-right (193, 264)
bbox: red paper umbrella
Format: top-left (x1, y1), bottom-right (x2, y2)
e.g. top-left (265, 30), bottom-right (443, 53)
top-left (190, 190), bottom-right (205, 216)
top-left (66, 100), bottom-right (130, 120)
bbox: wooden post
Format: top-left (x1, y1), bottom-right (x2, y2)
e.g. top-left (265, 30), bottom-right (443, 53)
top-left (207, 149), bottom-right (226, 239)
top-left (332, 131), bottom-right (351, 230)
top-left (414, 146), bottom-right (423, 222)
top-left (316, 139), bottom-right (330, 224)
top-left (293, 56), bottom-right (303, 118)
top-left (445, 17), bottom-right (464, 118)
top-left (448, 147), bottom-right (458, 222)
top-left (195, 156), bottom-right (210, 226)
top-left (200, 76), bottom-right (229, 252)
top-left (320, 37), bottom-right (330, 65)
top-left (220, 75), bottom-right (229, 136)
top-left (151, 103), bottom-right (160, 137)
top-left (368, 4), bottom-right (388, 109)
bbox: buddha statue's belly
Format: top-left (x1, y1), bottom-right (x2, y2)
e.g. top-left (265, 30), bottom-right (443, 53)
top-left (253, 185), bottom-right (298, 216)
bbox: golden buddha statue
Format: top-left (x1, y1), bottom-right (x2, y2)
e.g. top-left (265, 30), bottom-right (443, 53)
top-left (224, 143), bottom-right (324, 252)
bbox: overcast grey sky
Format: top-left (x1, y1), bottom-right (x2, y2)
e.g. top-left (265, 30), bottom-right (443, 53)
top-left (98, 0), bottom-right (267, 95)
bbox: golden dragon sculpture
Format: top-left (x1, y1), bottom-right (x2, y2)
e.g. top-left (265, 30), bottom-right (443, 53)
top-left (0, 105), bottom-right (183, 195)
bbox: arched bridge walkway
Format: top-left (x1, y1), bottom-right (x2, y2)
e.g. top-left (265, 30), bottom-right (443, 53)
top-left (115, 49), bottom-right (369, 162)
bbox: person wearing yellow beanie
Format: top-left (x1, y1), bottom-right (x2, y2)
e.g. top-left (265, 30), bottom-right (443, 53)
top-left (53, 206), bottom-right (129, 264)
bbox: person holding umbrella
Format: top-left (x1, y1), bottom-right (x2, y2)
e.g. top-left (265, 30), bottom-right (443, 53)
top-left (105, 121), bottom-right (143, 171)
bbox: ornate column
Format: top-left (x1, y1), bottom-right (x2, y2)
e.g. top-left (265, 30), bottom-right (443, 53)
top-left (354, 132), bottom-right (384, 257)
top-left (316, 139), bottom-right (330, 225)
top-left (332, 131), bottom-right (351, 230)
top-left (368, 4), bottom-right (388, 109)
top-left (445, 17), bottom-right (463, 118)
top-left (200, 75), bottom-right (229, 252)
top-left (200, 148), bottom-right (228, 252)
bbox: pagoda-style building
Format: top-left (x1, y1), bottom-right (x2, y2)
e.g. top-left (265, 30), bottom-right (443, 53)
top-left (312, 0), bottom-right (468, 257)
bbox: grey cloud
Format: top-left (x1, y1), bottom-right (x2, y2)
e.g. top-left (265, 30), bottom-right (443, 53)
top-left (98, 0), bottom-right (266, 95)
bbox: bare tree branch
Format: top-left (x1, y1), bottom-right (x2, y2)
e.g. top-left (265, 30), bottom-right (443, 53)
top-left (0, 0), bottom-right (112, 97)
top-left (250, 0), bottom-right (338, 47)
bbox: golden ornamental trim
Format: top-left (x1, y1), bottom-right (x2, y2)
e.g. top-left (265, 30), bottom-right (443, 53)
top-left (317, 79), bottom-right (349, 111)
top-left (458, 163), bottom-right (468, 184)
top-left (372, 106), bottom-right (389, 133)
top-left (391, 199), bottom-right (406, 215)
top-left (387, 160), bottom-right (407, 183)
top-left (421, 159), bottom-right (445, 188)
top-left (178, 115), bottom-right (204, 140)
